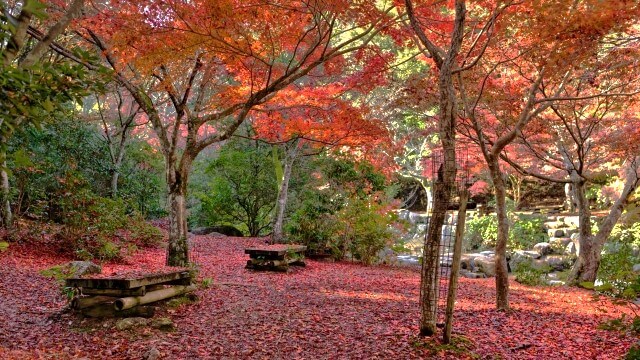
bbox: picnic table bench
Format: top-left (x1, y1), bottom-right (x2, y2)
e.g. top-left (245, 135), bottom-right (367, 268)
top-left (245, 244), bottom-right (307, 272)
top-left (66, 270), bottom-right (195, 318)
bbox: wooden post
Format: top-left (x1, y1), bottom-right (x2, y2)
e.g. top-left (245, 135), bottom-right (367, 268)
top-left (443, 189), bottom-right (469, 344)
top-left (114, 285), bottom-right (197, 310)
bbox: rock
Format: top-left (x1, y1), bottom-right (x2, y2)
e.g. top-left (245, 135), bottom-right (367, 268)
top-left (543, 221), bottom-right (564, 230)
top-left (460, 254), bottom-right (477, 271)
top-left (509, 251), bottom-right (535, 273)
top-left (479, 250), bottom-right (495, 257)
top-left (460, 269), bottom-right (485, 279)
top-left (533, 242), bottom-right (553, 256)
top-left (190, 227), bottom-right (215, 235)
top-left (547, 229), bottom-right (565, 237)
top-left (564, 216), bottom-right (580, 228)
top-left (543, 255), bottom-right (573, 271)
top-left (565, 242), bottom-right (577, 255)
top-left (115, 317), bottom-right (149, 331)
top-left (68, 261), bottom-right (101, 277)
top-left (633, 264), bottom-right (640, 273)
top-left (549, 237), bottom-right (572, 247)
top-left (144, 347), bottom-right (161, 360)
top-left (475, 256), bottom-right (496, 277)
top-left (416, 224), bottom-right (427, 234)
top-left (546, 280), bottom-right (565, 286)
top-left (564, 228), bottom-right (579, 238)
top-left (151, 317), bottom-right (175, 331)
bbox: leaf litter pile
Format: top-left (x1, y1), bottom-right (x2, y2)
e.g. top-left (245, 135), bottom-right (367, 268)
top-left (0, 234), bottom-right (637, 359)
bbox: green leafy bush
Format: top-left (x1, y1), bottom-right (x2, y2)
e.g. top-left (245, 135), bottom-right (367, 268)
top-left (514, 260), bottom-right (551, 286)
top-left (595, 222), bottom-right (640, 299)
top-left (333, 196), bottom-right (395, 265)
top-left (464, 213), bottom-right (546, 251)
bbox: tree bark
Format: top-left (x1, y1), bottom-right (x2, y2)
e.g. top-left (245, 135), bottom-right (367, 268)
top-left (271, 141), bottom-right (299, 244)
top-left (488, 157), bottom-right (510, 310)
top-left (166, 159), bottom-right (192, 267)
top-left (569, 158), bottom-right (640, 283)
top-left (1, 160), bottom-right (12, 229)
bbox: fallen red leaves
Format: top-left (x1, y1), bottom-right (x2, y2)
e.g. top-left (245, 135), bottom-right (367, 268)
top-left (0, 235), bottom-right (636, 359)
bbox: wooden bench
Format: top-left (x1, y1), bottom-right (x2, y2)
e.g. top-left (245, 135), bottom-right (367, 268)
top-left (245, 244), bottom-right (307, 272)
top-left (66, 270), bottom-right (194, 318)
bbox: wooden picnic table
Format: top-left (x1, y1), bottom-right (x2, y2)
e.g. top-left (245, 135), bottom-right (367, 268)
top-left (245, 244), bottom-right (307, 272)
top-left (65, 270), bottom-right (195, 318)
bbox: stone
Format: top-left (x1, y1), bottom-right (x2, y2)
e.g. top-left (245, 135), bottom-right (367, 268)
top-left (144, 347), bottom-right (161, 360)
top-left (416, 224), bottom-right (427, 234)
top-left (549, 237), bottom-right (572, 247)
top-left (475, 256), bottom-right (496, 277)
top-left (633, 264), bottom-right (640, 273)
top-left (115, 317), bottom-right (150, 331)
top-left (546, 280), bottom-right (565, 286)
top-left (480, 250), bottom-right (495, 256)
top-left (543, 221), bottom-right (564, 230)
top-left (68, 261), bottom-right (101, 277)
top-left (460, 254), bottom-right (477, 271)
top-left (460, 269), bottom-right (485, 279)
top-left (533, 242), bottom-right (553, 256)
top-left (543, 255), bottom-right (573, 271)
top-left (509, 251), bottom-right (535, 273)
top-left (564, 216), bottom-right (580, 228)
top-left (151, 317), bottom-right (175, 331)
top-left (565, 242), bottom-right (577, 256)
top-left (547, 229), bottom-right (565, 237)
top-left (564, 228), bottom-right (579, 238)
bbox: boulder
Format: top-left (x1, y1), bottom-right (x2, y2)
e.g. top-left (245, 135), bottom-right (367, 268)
top-left (549, 237), bottom-right (572, 247)
top-left (565, 242), bottom-right (577, 256)
top-left (533, 242), bottom-right (553, 256)
top-left (441, 225), bottom-right (455, 240)
top-left (460, 254), bottom-right (477, 271)
top-left (460, 269), bottom-right (485, 279)
top-left (543, 255), bottom-right (573, 271)
top-left (151, 317), bottom-right (175, 331)
top-left (633, 264), bottom-right (640, 273)
top-left (547, 229), bottom-right (565, 238)
top-left (475, 255), bottom-right (496, 277)
top-left (509, 251), bottom-right (535, 273)
top-left (543, 221), bottom-right (564, 230)
top-left (440, 255), bottom-right (453, 267)
top-left (116, 317), bottom-right (150, 331)
top-left (67, 261), bottom-right (101, 277)
top-left (144, 347), bottom-right (161, 360)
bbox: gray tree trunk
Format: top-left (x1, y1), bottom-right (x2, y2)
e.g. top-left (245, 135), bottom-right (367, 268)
top-left (271, 142), bottom-right (299, 244)
top-left (165, 159), bottom-right (192, 267)
top-left (488, 157), bottom-right (509, 310)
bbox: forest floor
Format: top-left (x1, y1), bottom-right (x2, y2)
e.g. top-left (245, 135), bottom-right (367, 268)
top-left (0, 232), bottom-right (638, 359)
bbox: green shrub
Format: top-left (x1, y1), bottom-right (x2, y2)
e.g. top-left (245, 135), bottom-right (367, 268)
top-left (464, 213), bottom-right (546, 251)
top-left (596, 225), bottom-right (640, 299)
top-left (333, 196), bottom-right (395, 265)
top-left (514, 260), bottom-right (551, 286)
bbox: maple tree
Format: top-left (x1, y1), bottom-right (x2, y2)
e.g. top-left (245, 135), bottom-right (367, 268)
top-left (504, 74), bottom-right (640, 283)
top-left (80, 0), bottom-right (399, 266)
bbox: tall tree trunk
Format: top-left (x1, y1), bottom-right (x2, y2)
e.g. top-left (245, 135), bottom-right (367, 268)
top-left (110, 150), bottom-right (124, 197)
top-left (166, 159), bottom-right (191, 267)
top-left (569, 158), bottom-right (640, 283)
top-left (1, 160), bottom-right (12, 229)
top-left (271, 142), bottom-right (299, 244)
top-left (488, 158), bottom-right (509, 310)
